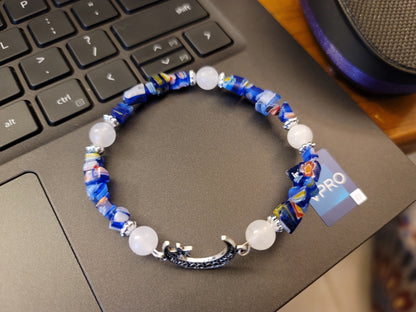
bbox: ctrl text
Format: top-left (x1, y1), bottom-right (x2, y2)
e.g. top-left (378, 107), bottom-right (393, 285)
top-left (57, 94), bottom-right (72, 105)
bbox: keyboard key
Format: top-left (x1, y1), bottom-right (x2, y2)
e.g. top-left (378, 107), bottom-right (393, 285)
top-left (67, 30), bottom-right (118, 68)
top-left (140, 48), bottom-right (192, 78)
top-left (72, 0), bottom-right (119, 30)
top-left (131, 37), bottom-right (182, 65)
top-left (86, 60), bottom-right (137, 102)
top-left (20, 47), bottom-right (72, 89)
top-left (112, 0), bottom-right (208, 49)
top-left (28, 11), bottom-right (76, 47)
top-left (184, 22), bottom-right (232, 56)
top-left (0, 28), bottom-right (31, 65)
top-left (4, 0), bottom-right (48, 24)
top-left (0, 101), bottom-right (40, 150)
top-left (0, 67), bottom-right (23, 105)
top-left (117, 0), bottom-right (160, 13)
top-left (37, 79), bottom-right (91, 125)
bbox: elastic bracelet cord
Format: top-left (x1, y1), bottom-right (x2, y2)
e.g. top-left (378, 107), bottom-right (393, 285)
top-left (83, 66), bottom-right (321, 270)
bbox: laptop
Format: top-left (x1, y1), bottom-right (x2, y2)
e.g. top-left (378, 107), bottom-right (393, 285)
top-left (1, 1), bottom-right (415, 311)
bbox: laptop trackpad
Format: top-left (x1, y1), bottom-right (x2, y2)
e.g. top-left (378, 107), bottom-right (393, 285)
top-left (0, 173), bottom-right (100, 312)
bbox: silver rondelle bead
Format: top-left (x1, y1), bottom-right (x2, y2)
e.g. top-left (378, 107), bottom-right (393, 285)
top-left (299, 142), bottom-right (316, 154)
top-left (189, 70), bottom-right (196, 86)
top-left (218, 72), bottom-right (225, 88)
top-left (103, 114), bottom-right (120, 128)
top-left (120, 220), bottom-right (137, 237)
top-left (267, 216), bottom-right (285, 233)
top-left (85, 145), bottom-right (105, 154)
top-left (283, 117), bottom-right (299, 130)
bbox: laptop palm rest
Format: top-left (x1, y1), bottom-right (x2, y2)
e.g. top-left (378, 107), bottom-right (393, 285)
top-left (0, 173), bottom-right (100, 312)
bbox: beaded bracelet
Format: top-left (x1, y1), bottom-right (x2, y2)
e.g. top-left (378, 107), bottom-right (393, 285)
top-left (84, 66), bottom-right (321, 270)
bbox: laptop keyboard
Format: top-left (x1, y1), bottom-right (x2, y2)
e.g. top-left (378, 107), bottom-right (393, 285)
top-left (0, 0), bottom-right (233, 153)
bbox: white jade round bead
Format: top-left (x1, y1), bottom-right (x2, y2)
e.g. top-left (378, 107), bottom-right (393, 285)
top-left (89, 122), bottom-right (116, 148)
top-left (129, 226), bottom-right (158, 256)
top-left (245, 220), bottom-right (276, 251)
top-left (196, 66), bottom-right (219, 90)
top-left (287, 124), bottom-right (313, 149)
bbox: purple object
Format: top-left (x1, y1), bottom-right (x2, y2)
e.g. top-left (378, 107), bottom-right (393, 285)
top-left (299, 0), bottom-right (416, 94)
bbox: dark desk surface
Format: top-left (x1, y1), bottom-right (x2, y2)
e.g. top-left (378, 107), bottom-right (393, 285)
top-left (259, 0), bottom-right (416, 153)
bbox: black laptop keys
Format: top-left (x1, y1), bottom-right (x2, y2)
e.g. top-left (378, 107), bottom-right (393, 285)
top-left (20, 47), bottom-right (72, 89)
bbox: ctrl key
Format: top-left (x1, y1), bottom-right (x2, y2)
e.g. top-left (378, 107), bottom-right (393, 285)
top-left (0, 101), bottom-right (40, 151)
top-left (37, 79), bottom-right (91, 125)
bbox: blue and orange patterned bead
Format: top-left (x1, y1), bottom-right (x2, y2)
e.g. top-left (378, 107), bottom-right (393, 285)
top-left (273, 201), bottom-right (304, 233)
top-left (84, 153), bottom-right (104, 172)
top-left (169, 71), bottom-right (192, 90)
top-left (254, 90), bottom-right (281, 116)
top-left (96, 196), bottom-right (117, 220)
top-left (278, 102), bottom-right (295, 122)
top-left (287, 159), bottom-right (321, 186)
top-left (84, 167), bottom-right (110, 185)
top-left (86, 183), bottom-right (109, 204)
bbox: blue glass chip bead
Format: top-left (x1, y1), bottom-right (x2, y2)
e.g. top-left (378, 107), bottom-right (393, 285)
top-left (83, 159), bottom-right (100, 172)
top-left (304, 177), bottom-right (319, 197)
top-left (123, 83), bottom-right (149, 105)
top-left (109, 207), bottom-right (131, 231)
top-left (254, 90), bottom-right (281, 116)
top-left (287, 159), bottom-right (321, 185)
top-left (149, 73), bottom-right (171, 95)
top-left (84, 153), bottom-right (104, 173)
top-left (278, 102), bottom-right (296, 123)
top-left (222, 75), bottom-right (249, 96)
top-left (96, 196), bottom-right (117, 220)
top-left (244, 83), bottom-right (264, 102)
top-left (111, 103), bottom-right (134, 124)
top-left (273, 201), bottom-right (304, 234)
top-left (86, 183), bottom-right (109, 204)
top-left (169, 71), bottom-right (192, 90)
top-left (301, 145), bottom-right (319, 162)
top-left (288, 186), bottom-right (309, 212)
top-left (84, 167), bottom-right (110, 185)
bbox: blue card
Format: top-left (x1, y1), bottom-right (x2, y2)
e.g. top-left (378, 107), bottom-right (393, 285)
top-left (309, 149), bottom-right (367, 226)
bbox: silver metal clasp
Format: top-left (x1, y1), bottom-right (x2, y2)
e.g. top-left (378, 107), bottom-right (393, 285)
top-left (152, 235), bottom-right (248, 269)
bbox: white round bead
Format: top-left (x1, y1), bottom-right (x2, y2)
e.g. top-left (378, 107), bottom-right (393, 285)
top-left (129, 226), bottom-right (158, 256)
top-left (89, 122), bottom-right (116, 148)
top-left (245, 220), bottom-right (276, 251)
top-left (196, 66), bottom-right (219, 90)
top-left (287, 124), bottom-right (313, 149)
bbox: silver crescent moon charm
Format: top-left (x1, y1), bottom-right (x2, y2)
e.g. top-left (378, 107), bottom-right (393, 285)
top-left (153, 235), bottom-right (248, 269)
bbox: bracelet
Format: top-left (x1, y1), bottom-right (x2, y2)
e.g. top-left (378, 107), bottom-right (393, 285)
top-left (83, 66), bottom-right (321, 270)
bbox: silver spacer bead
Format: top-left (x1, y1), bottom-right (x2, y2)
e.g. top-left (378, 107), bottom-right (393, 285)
top-left (85, 145), bottom-right (104, 154)
top-left (189, 70), bottom-right (196, 86)
top-left (218, 72), bottom-right (225, 88)
top-left (267, 216), bottom-right (285, 233)
top-left (299, 142), bottom-right (316, 154)
top-left (120, 220), bottom-right (137, 237)
top-left (283, 117), bottom-right (299, 130)
top-left (103, 114), bottom-right (120, 128)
